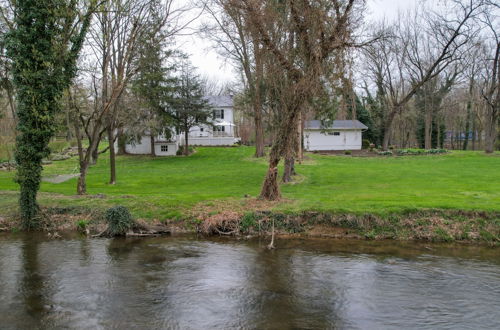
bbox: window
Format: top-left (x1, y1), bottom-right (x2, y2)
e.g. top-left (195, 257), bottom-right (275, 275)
top-left (213, 109), bottom-right (224, 119)
top-left (214, 126), bottom-right (225, 132)
top-left (160, 145), bottom-right (168, 152)
top-left (328, 131), bottom-right (341, 136)
top-left (200, 127), bottom-right (204, 132)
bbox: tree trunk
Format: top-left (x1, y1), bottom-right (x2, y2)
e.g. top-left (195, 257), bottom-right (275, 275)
top-left (77, 163), bottom-right (88, 195)
top-left (484, 118), bottom-right (497, 154)
top-left (260, 162), bottom-right (280, 200)
top-left (116, 128), bottom-right (126, 155)
top-left (297, 114), bottom-right (303, 163)
top-left (184, 129), bottom-right (189, 156)
top-left (282, 157), bottom-right (295, 183)
top-left (91, 139), bottom-right (100, 165)
top-left (150, 134), bottom-right (156, 157)
top-left (107, 124), bottom-right (116, 185)
top-left (463, 79), bottom-right (474, 150)
top-left (472, 117), bottom-right (476, 150)
top-left (253, 40), bottom-right (265, 158)
top-left (424, 108), bottom-right (432, 149)
top-left (254, 105), bottom-right (265, 157)
top-left (436, 118), bottom-right (441, 149)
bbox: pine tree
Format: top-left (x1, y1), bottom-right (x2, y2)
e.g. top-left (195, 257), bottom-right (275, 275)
top-left (168, 62), bottom-right (211, 156)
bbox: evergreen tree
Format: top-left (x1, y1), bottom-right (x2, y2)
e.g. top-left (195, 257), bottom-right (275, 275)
top-left (6, 0), bottom-right (96, 228)
top-left (131, 30), bottom-right (177, 156)
top-left (168, 63), bottom-right (211, 156)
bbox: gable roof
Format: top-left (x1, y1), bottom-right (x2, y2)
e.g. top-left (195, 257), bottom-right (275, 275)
top-left (204, 95), bottom-right (233, 108)
top-left (305, 120), bottom-right (368, 130)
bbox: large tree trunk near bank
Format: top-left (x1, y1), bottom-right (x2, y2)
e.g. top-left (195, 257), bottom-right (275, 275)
top-left (260, 103), bottom-right (302, 200)
top-left (260, 164), bottom-right (280, 200)
top-left (107, 124), bottom-right (116, 185)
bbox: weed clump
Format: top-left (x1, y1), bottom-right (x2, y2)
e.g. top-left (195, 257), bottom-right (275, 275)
top-left (105, 206), bottom-right (135, 236)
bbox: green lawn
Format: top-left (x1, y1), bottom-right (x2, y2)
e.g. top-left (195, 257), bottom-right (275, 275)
top-left (0, 147), bottom-right (499, 219)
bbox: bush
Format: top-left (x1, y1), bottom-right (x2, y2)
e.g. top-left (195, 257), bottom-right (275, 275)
top-left (176, 145), bottom-right (195, 156)
top-left (369, 143), bottom-right (376, 152)
top-left (344, 150), bottom-right (352, 155)
top-left (362, 139), bottom-right (370, 149)
top-left (377, 151), bottom-right (393, 156)
top-left (396, 148), bottom-right (447, 156)
top-left (105, 206), bottom-right (134, 236)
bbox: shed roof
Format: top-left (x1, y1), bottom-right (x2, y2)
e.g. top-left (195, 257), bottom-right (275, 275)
top-left (305, 120), bottom-right (368, 130)
top-left (204, 95), bottom-right (233, 107)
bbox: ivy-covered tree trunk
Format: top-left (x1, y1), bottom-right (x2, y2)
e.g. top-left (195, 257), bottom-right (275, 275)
top-left (6, 0), bottom-right (94, 228)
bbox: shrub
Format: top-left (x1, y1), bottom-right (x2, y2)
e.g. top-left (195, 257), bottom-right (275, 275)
top-left (377, 151), bottom-right (393, 156)
top-left (369, 143), bottom-right (376, 152)
top-left (176, 145), bottom-right (195, 156)
top-left (396, 148), bottom-right (448, 156)
top-left (240, 213), bottom-right (258, 232)
top-left (362, 139), bottom-right (370, 149)
top-left (76, 219), bottom-right (88, 230)
top-left (105, 206), bottom-right (134, 236)
top-left (344, 150), bottom-right (352, 155)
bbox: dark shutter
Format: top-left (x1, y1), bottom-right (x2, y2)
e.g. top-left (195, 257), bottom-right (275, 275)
top-left (221, 110), bottom-right (224, 119)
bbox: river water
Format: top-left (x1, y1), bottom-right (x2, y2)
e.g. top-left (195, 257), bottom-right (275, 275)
top-left (0, 233), bottom-right (499, 329)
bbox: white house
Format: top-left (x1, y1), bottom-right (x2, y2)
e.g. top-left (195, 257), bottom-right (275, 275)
top-left (179, 95), bottom-right (240, 146)
top-left (124, 95), bottom-right (239, 156)
top-left (304, 120), bottom-right (368, 151)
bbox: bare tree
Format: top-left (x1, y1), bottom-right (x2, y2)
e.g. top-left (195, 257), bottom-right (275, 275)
top-left (480, 6), bottom-right (500, 153)
top-left (201, 0), bottom-right (266, 157)
top-left (228, 0), bottom-right (362, 200)
top-left (364, 1), bottom-right (483, 150)
top-left (75, 0), bottom-right (194, 194)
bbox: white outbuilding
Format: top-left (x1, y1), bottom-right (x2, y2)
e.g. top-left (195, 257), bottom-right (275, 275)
top-left (304, 120), bottom-right (368, 151)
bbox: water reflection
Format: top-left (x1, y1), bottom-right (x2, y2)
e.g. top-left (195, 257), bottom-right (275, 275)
top-left (0, 233), bottom-right (499, 329)
top-left (19, 237), bottom-right (51, 327)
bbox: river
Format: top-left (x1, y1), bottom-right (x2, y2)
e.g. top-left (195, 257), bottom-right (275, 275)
top-left (0, 233), bottom-right (499, 329)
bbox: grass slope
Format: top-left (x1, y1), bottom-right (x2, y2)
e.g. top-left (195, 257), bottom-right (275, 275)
top-left (0, 147), bottom-right (499, 220)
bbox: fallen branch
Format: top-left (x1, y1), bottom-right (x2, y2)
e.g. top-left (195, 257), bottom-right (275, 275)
top-left (92, 229), bottom-right (107, 238)
top-left (267, 218), bottom-right (275, 249)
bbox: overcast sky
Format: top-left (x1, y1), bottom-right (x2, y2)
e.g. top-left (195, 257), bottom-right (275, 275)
top-left (179, 0), bottom-right (420, 85)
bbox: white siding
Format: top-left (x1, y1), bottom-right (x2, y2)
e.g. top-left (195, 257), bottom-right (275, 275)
top-left (125, 136), bottom-right (178, 156)
top-left (125, 136), bottom-right (152, 154)
top-left (179, 136), bottom-right (240, 146)
top-left (189, 107), bottom-right (235, 137)
top-left (154, 142), bottom-right (177, 156)
top-left (304, 129), bottom-right (362, 151)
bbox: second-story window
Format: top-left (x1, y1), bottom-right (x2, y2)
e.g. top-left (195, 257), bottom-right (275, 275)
top-left (213, 109), bottom-right (224, 119)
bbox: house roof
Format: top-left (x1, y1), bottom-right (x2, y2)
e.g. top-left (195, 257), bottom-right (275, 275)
top-left (305, 120), bottom-right (368, 130)
top-left (204, 95), bottom-right (233, 108)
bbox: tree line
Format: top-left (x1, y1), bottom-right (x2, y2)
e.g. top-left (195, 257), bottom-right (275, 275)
top-left (0, 0), bottom-right (498, 228)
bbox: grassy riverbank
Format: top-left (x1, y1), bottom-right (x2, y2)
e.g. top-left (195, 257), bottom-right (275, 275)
top-left (0, 146), bottom-right (499, 243)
